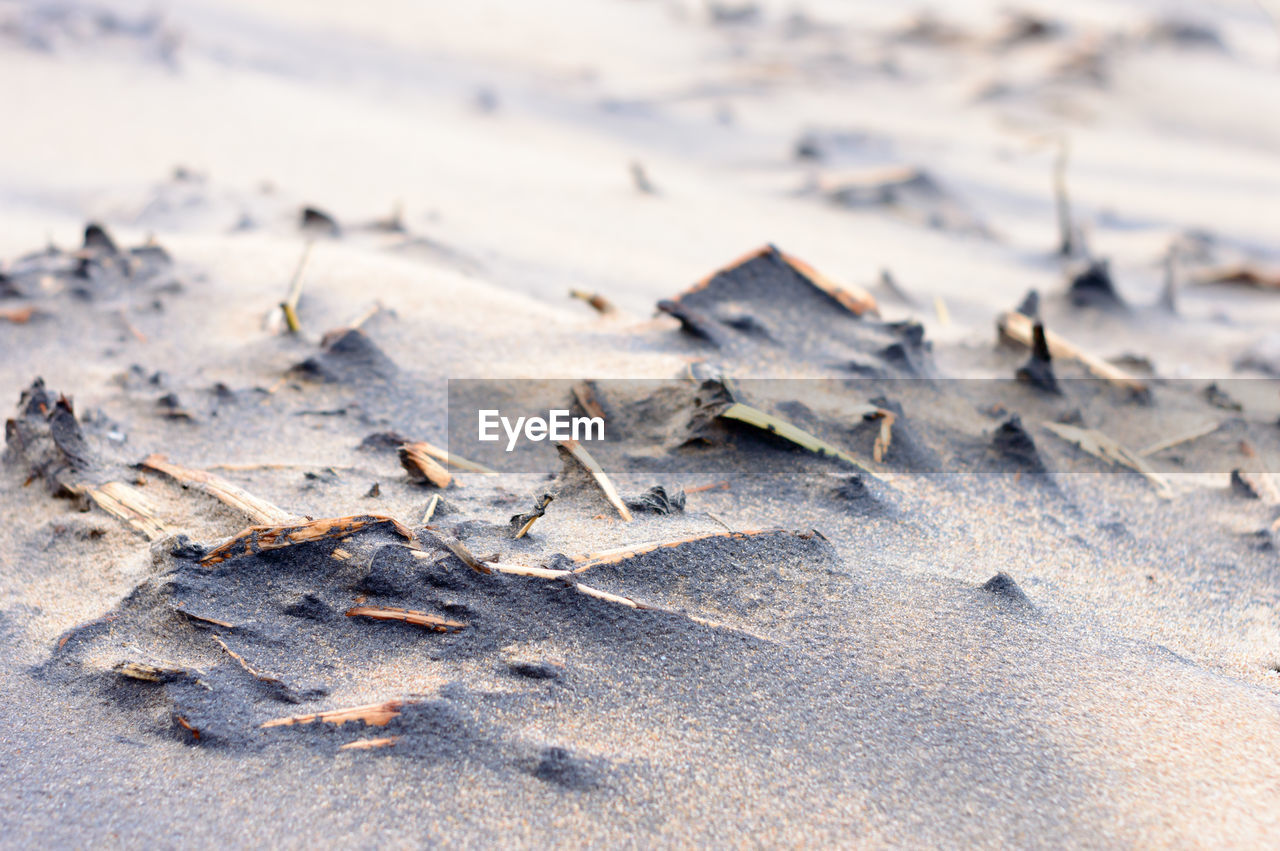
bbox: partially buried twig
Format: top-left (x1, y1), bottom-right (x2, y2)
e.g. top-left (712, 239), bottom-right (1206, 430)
top-left (398, 444), bottom-right (452, 488)
top-left (399, 440), bottom-right (496, 475)
top-left (346, 605), bottom-right (467, 632)
top-left (998, 310), bottom-right (1147, 395)
top-left (141, 453), bottom-right (298, 524)
top-left (280, 240), bottom-right (314, 334)
top-left (262, 700), bottom-right (407, 729)
top-left (557, 440), bottom-right (632, 521)
top-left (1041, 421), bottom-right (1173, 497)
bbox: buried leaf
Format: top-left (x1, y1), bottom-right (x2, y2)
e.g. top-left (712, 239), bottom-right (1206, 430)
top-left (1041, 422), bottom-right (1172, 497)
top-left (346, 605), bottom-right (467, 632)
top-left (262, 700), bottom-right (407, 729)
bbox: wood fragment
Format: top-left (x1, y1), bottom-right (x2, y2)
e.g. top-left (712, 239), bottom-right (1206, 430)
top-left (261, 700), bottom-right (406, 729)
top-left (998, 310), bottom-right (1147, 394)
top-left (346, 605), bottom-right (467, 632)
top-left (685, 480), bottom-right (730, 494)
top-left (512, 493), bottom-right (554, 539)
top-left (116, 661), bottom-right (187, 682)
top-left (569, 289), bottom-right (616, 315)
top-left (422, 493), bottom-right (440, 525)
top-left (399, 440), bottom-right (495, 475)
top-left (141, 453), bottom-right (297, 524)
top-left (398, 444), bottom-right (453, 487)
top-left (556, 439), bottom-right (633, 521)
top-left (76, 481), bottom-right (174, 540)
top-left (339, 736), bottom-right (400, 751)
top-left (572, 381), bottom-right (607, 421)
top-left (1041, 422), bottom-right (1173, 497)
top-left (425, 532), bottom-right (493, 575)
top-left (201, 514), bottom-right (415, 567)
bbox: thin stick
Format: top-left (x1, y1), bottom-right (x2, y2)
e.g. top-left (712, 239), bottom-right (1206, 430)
top-left (281, 240), bottom-right (314, 334)
top-left (141, 453), bottom-right (297, 524)
top-left (340, 737), bottom-right (400, 751)
top-left (557, 439), bottom-right (633, 521)
top-left (998, 310), bottom-right (1146, 394)
top-left (1139, 421), bottom-right (1221, 457)
top-left (262, 700), bottom-right (406, 729)
top-left (346, 605), bottom-right (467, 632)
top-left (422, 493), bottom-right (441, 525)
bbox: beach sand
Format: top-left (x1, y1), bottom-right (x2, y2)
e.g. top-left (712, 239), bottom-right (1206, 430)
top-left (2, 0), bottom-right (1280, 846)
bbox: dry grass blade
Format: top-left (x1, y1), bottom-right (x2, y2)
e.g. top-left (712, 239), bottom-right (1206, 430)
top-left (1139, 421), bottom-right (1222, 457)
top-left (1041, 422), bottom-right (1173, 497)
top-left (201, 514), bottom-right (415, 566)
top-left (280, 240), bottom-right (313, 334)
top-left (212, 634), bottom-right (288, 686)
top-left (339, 736), bottom-right (400, 751)
top-left (400, 440), bottom-right (496, 475)
top-left (570, 529), bottom-right (767, 573)
top-left (261, 700), bottom-right (406, 729)
top-left (346, 605), bottom-right (467, 632)
top-left (557, 439), bottom-right (633, 521)
top-left (141, 453), bottom-right (297, 524)
top-left (399, 443), bottom-right (453, 487)
top-left (999, 311), bottom-right (1147, 394)
top-left (718, 403), bottom-right (880, 478)
top-left (573, 581), bottom-right (763, 636)
top-left (77, 481), bottom-right (173, 540)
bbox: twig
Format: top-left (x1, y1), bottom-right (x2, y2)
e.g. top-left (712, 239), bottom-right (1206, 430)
top-left (557, 440), bottom-right (633, 521)
top-left (398, 444), bottom-right (453, 488)
top-left (346, 605), bottom-right (467, 632)
top-left (998, 310), bottom-right (1147, 394)
top-left (422, 493), bottom-right (440, 525)
top-left (570, 529), bottom-right (767, 573)
top-left (141, 453), bottom-right (298, 524)
top-left (1042, 421), bottom-right (1172, 497)
top-left (685, 480), bottom-right (729, 494)
top-left (1139, 421), bottom-right (1221, 457)
top-left (280, 240), bottom-right (314, 334)
top-left (262, 700), bottom-right (407, 729)
top-left (211, 634), bottom-right (287, 687)
top-left (340, 736), bottom-right (400, 751)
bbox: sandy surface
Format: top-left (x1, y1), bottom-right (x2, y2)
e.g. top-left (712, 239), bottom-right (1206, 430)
top-left (3, 0), bottom-right (1280, 847)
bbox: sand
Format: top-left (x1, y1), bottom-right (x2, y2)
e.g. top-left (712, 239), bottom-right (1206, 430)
top-left (3, 0), bottom-right (1280, 847)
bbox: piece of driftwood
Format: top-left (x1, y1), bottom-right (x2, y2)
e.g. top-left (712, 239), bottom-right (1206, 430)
top-left (345, 605), bottom-right (467, 633)
top-left (262, 700), bottom-right (407, 729)
top-left (141, 453), bottom-right (297, 524)
top-left (1041, 422), bottom-right (1172, 497)
top-left (998, 310), bottom-right (1146, 394)
top-left (557, 439), bottom-right (633, 521)
top-left (201, 514), bottom-right (415, 566)
top-left (76, 481), bottom-right (174, 540)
